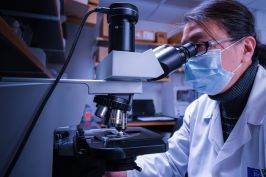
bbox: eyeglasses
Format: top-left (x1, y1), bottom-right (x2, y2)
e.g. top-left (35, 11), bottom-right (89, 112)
top-left (194, 38), bottom-right (233, 56)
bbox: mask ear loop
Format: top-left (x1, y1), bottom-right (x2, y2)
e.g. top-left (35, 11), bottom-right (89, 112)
top-left (232, 63), bottom-right (243, 73)
top-left (220, 37), bottom-right (245, 73)
top-left (221, 37), bottom-right (245, 52)
top-left (223, 37), bottom-right (246, 73)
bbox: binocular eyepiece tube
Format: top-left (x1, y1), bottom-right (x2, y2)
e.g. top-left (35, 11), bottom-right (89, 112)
top-left (151, 43), bottom-right (198, 81)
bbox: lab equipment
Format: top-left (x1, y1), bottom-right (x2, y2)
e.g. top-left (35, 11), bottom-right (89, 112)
top-left (53, 3), bottom-right (200, 177)
top-left (131, 99), bottom-right (175, 121)
top-left (132, 99), bottom-right (156, 117)
top-left (1, 3), bottom-right (200, 177)
top-left (91, 2), bottom-right (198, 133)
top-left (53, 4), bottom-right (167, 176)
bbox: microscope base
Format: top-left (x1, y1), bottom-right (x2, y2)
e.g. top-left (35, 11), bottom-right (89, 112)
top-left (53, 126), bottom-right (168, 177)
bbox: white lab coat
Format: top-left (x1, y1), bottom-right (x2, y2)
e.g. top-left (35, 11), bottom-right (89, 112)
top-left (128, 65), bottom-right (266, 177)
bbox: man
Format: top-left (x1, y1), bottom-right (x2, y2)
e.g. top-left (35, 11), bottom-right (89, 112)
top-left (105, 0), bottom-right (266, 176)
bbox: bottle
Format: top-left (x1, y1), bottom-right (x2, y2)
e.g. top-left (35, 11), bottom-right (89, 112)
top-left (79, 104), bottom-right (100, 130)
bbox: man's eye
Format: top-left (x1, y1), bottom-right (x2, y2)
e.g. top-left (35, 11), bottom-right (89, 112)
top-left (195, 43), bottom-right (208, 56)
top-left (197, 45), bottom-right (206, 52)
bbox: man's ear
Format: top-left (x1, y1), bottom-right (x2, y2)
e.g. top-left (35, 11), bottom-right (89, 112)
top-left (242, 36), bottom-right (256, 63)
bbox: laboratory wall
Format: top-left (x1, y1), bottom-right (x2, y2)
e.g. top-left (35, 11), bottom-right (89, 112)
top-left (64, 23), bottom-right (98, 79)
top-left (255, 10), bottom-right (266, 43)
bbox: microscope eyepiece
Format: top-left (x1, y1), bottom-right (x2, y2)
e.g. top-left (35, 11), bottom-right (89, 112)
top-left (151, 43), bottom-right (198, 81)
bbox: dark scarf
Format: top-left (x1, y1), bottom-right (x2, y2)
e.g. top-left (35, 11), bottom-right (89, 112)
top-left (209, 60), bottom-right (259, 141)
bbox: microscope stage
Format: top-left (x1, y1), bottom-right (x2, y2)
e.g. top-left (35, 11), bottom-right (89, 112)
top-left (83, 127), bottom-right (168, 160)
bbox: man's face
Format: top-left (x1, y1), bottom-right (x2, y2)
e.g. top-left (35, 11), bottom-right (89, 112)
top-left (181, 20), bottom-right (249, 93)
top-left (181, 20), bottom-right (243, 72)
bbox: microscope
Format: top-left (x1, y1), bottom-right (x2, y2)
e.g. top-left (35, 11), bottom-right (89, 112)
top-left (53, 3), bottom-right (198, 177)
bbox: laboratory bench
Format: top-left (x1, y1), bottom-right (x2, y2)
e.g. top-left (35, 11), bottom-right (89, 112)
top-left (128, 120), bottom-right (178, 136)
top-left (99, 119), bottom-right (182, 136)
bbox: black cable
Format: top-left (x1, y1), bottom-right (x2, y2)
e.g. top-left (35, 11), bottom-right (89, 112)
top-left (3, 7), bottom-right (109, 177)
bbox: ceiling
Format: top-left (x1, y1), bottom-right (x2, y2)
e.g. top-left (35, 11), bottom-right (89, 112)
top-left (98, 0), bottom-right (266, 36)
top-left (239, 0), bottom-right (266, 10)
top-left (99, 0), bottom-right (202, 24)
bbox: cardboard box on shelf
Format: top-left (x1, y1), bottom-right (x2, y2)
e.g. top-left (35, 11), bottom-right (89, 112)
top-left (64, 0), bottom-right (88, 17)
top-left (87, 4), bottom-right (97, 25)
top-left (101, 14), bottom-right (108, 37)
top-left (89, 0), bottom-right (99, 5)
top-left (157, 76), bottom-right (170, 82)
top-left (64, 0), bottom-right (98, 26)
top-left (135, 29), bottom-right (155, 42)
top-left (168, 31), bottom-right (182, 45)
top-left (65, 0), bottom-right (98, 7)
top-left (72, 0), bottom-right (89, 5)
top-left (96, 47), bottom-right (109, 63)
top-left (155, 32), bottom-right (167, 44)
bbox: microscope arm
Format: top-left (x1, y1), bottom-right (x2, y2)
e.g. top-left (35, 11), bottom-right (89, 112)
top-left (96, 43), bottom-right (197, 81)
top-left (96, 49), bottom-right (164, 81)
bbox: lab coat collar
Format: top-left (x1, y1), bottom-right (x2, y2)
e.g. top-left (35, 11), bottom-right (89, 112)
top-left (244, 65), bottom-right (266, 125)
top-left (207, 65), bottom-right (266, 158)
top-left (196, 95), bottom-right (223, 152)
top-left (202, 95), bottom-right (223, 152)
top-left (212, 115), bottom-right (252, 174)
top-left (212, 65), bottom-right (266, 174)
top-left (202, 94), bottom-right (216, 120)
top-left (203, 65), bottom-right (266, 125)
top-left (208, 103), bottom-right (224, 153)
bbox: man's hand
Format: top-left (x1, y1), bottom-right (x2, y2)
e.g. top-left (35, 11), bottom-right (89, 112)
top-left (103, 171), bottom-right (127, 177)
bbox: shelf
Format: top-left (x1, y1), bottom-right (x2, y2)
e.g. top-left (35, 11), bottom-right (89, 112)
top-left (0, 0), bottom-right (66, 64)
top-left (99, 120), bottom-right (176, 128)
top-left (0, 0), bottom-right (60, 16)
top-left (96, 37), bottom-right (166, 49)
top-left (63, 0), bottom-right (98, 26)
top-left (66, 16), bottom-right (97, 27)
top-left (0, 10), bottom-right (65, 49)
top-left (156, 76), bottom-right (170, 82)
top-left (44, 49), bottom-right (66, 64)
top-left (127, 120), bottom-right (176, 127)
top-left (0, 17), bottom-right (52, 78)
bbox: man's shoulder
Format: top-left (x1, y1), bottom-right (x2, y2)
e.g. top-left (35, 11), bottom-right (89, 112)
top-left (188, 94), bottom-right (214, 111)
top-left (185, 94), bottom-right (216, 120)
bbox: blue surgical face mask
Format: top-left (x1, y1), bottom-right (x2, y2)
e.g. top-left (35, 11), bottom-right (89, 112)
top-left (183, 40), bottom-right (242, 95)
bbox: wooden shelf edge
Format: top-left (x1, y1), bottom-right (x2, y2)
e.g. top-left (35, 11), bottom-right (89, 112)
top-left (0, 71), bottom-right (51, 78)
top-left (0, 17), bottom-right (52, 78)
top-left (127, 121), bottom-right (176, 127)
top-left (66, 16), bottom-right (96, 26)
top-left (157, 77), bottom-right (170, 82)
top-left (99, 120), bottom-right (176, 127)
top-left (96, 37), bottom-right (166, 47)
